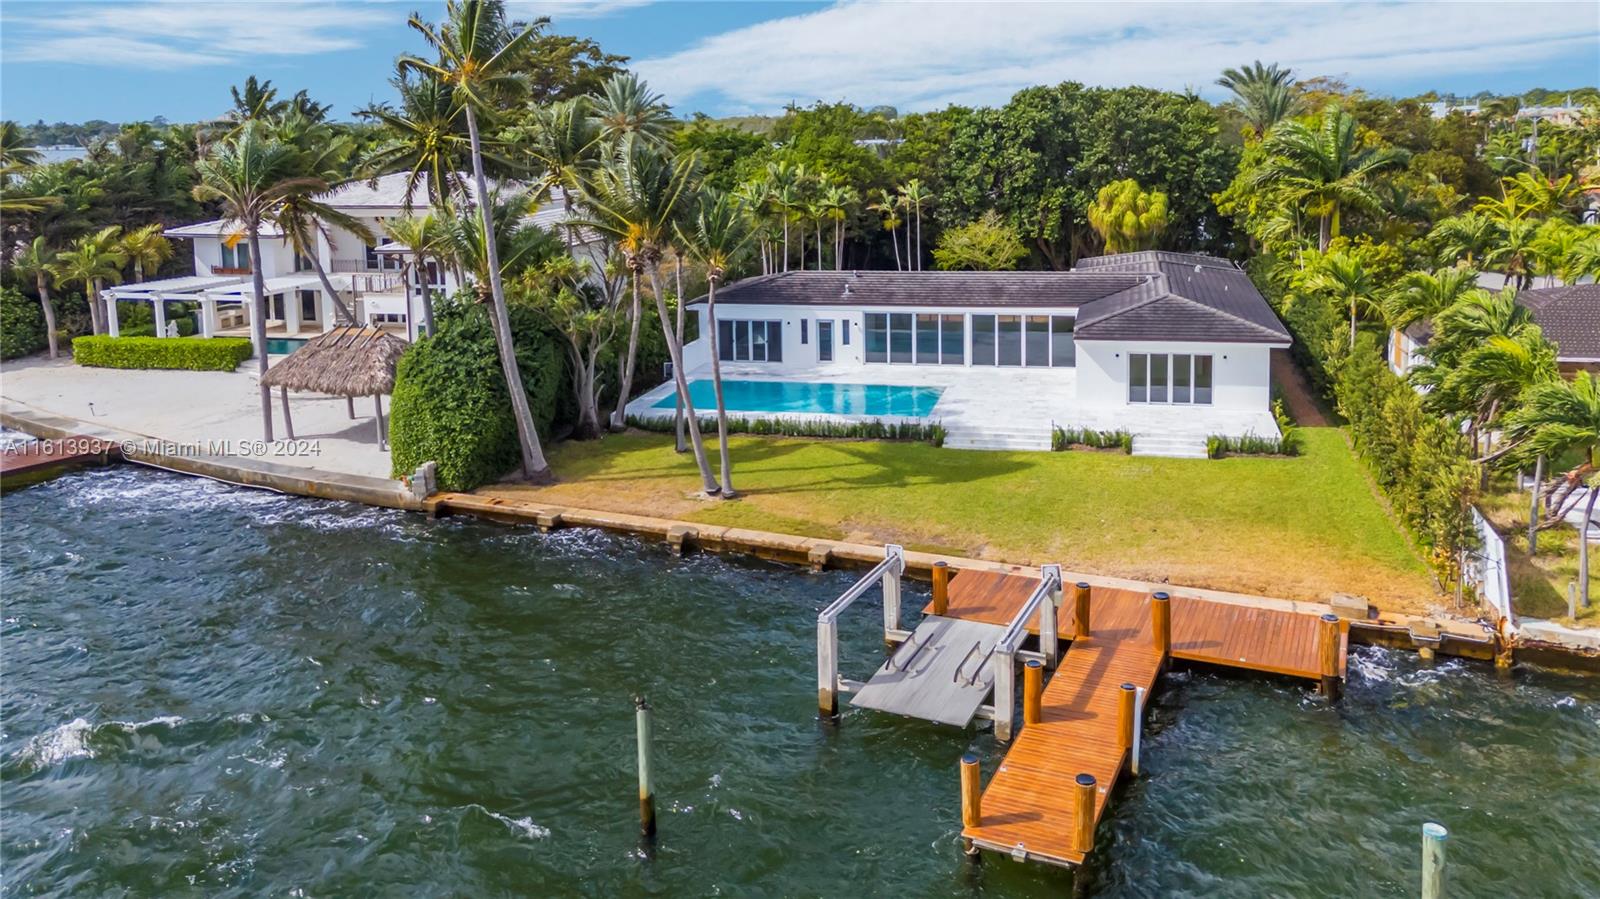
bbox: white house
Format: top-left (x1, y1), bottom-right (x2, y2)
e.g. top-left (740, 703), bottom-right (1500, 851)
top-left (102, 173), bottom-right (597, 348)
top-left (628, 251), bottom-right (1292, 455)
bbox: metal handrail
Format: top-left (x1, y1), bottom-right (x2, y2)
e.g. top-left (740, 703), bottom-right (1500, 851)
top-left (996, 569), bottom-right (1061, 655)
top-left (818, 553), bottom-right (898, 625)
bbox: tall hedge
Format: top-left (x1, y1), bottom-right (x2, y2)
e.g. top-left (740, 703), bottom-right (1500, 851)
top-left (71, 335), bottom-right (254, 371)
top-left (389, 297), bottom-right (565, 491)
top-left (1, 287), bottom-right (47, 360)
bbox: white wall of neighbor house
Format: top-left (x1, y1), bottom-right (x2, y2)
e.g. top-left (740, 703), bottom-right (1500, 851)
top-left (1074, 340), bottom-right (1277, 412)
top-left (188, 235), bottom-right (298, 280)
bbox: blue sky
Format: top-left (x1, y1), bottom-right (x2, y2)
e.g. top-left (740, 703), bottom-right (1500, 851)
top-left (1, 1), bottom-right (1596, 127)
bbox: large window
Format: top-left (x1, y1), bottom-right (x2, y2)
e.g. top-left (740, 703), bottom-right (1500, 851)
top-left (1025, 316), bottom-right (1050, 367)
top-left (865, 313), bottom-right (888, 362)
top-left (971, 314), bottom-right (996, 365)
top-left (1129, 353), bottom-right (1213, 404)
top-left (997, 315), bottom-right (1022, 366)
top-left (1051, 316), bottom-right (1075, 366)
top-left (940, 315), bottom-right (964, 364)
top-left (889, 313), bottom-right (913, 363)
top-left (915, 313), bottom-right (940, 363)
top-left (718, 319), bottom-right (783, 362)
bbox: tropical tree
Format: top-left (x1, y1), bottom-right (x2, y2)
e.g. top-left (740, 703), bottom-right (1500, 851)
top-left (399, 0), bottom-right (552, 482)
top-left (525, 96), bottom-right (599, 247)
top-left (1086, 178), bottom-right (1169, 253)
top-left (53, 225), bottom-right (126, 336)
top-left (678, 191), bottom-right (751, 496)
top-left (590, 72), bottom-right (674, 150)
top-left (0, 121), bottom-right (42, 170)
top-left (766, 161), bottom-right (801, 271)
top-left (1529, 219), bottom-right (1586, 287)
top-left (1383, 267), bottom-right (1482, 335)
top-left (583, 141), bottom-right (720, 494)
top-left (1254, 105), bottom-right (1407, 250)
top-left (820, 183), bottom-right (855, 270)
top-left (119, 222), bottom-right (173, 283)
top-left (193, 121), bottom-right (315, 441)
top-left (732, 178), bottom-right (775, 273)
top-left (932, 210), bottom-right (1029, 270)
top-left (898, 178), bottom-right (934, 270)
top-left (10, 237), bottom-right (61, 357)
top-left (1216, 61), bottom-right (1301, 136)
top-left (1484, 217), bottom-right (1540, 289)
top-left (1499, 373), bottom-right (1600, 607)
top-left (382, 214), bottom-right (446, 336)
top-left (359, 72), bottom-right (474, 209)
top-left (267, 116), bottom-right (367, 326)
top-left (1306, 250), bottom-right (1383, 348)
top-left (518, 254), bottom-right (620, 439)
top-left (868, 188), bottom-right (903, 270)
top-left (1429, 212), bottom-right (1500, 267)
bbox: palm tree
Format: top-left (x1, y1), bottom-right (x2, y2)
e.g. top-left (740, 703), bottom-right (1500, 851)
top-left (1254, 105), bottom-right (1408, 250)
top-left (120, 222), bottom-right (173, 283)
top-left (359, 72), bottom-right (474, 210)
top-left (806, 197), bottom-right (827, 270)
top-left (820, 183), bottom-right (854, 270)
top-left (731, 178), bottom-right (774, 273)
top-left (1384, 267), bottom-right (1482, 334)
top-left (1429, 213), bottom-right (1500, 267)
top-left (268, 117), bottom-right (366, 326)
top-left (898, 179), bottom-right (934, 270)
top-left (765, 161), bottom-right (800, 271)
top-left (525, 96), bottom-right (599, 247)
top-left (1500, 373), bottom-right (1600, 607)
top-left (582, 141), bottom-right (721, 495)
top-left (399, 0), bottom-right (552, 482)
top-left (1216, 61), bottom-right (1301, 136)
top-left (54, 226), bottom-right (126, 336)
top-left (1564, 230), bottom-right (1600, 284)
top-left (869, 189), bottom-right (903, 270)
top-left (590, 72), bottom-right (674, 150)
top-left (0, 121), bottom-right (42, 170)
top-left (677, 191), bottom-right (752, 497)
top-left (1485, 217), bottom-right (1540, 290)
top-left (193, 120), bottom-right (317, 441)
top-left (10, 237), bottom-right (61, 357)
top-left (382, 214), bottom-right (444, 336)
top-left (1530, 220), bottom-right (1585, 287)
top-left (1306, 251), bottom-right (1382, 349)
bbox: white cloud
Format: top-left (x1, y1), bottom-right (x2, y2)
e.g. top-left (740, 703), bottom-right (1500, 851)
top-left (633, 1), bottom-right (1596, 114)
top-left (507, 0), bottom-right (655, 20)
top-left (4, 1), bottom-right (373, 69)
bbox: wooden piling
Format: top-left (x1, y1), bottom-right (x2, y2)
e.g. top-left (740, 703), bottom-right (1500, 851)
top-left (635, 697), bottom-right (655, 840)
top-left (1024, 660), bottom-right (1044, 725)
top-left (932, 561), bottom-right (950, 616)
top-left (1117, 682), bottom-right (1136, 756)
top-left (1151, 592), bottom-right (1171, 659)
top-left (1073, 773), bottom-right (1096, 853)
top-left (346, 395), bottom-right (356, 419)
top-left (961, 753), bottom-right (982, 827)
top-left (1074, 582), bottom-right (1091, 638)
top-left (1421, 822), bottom-right (1447, 899)
top-left (1318, 613), bottom-right (1342, 700)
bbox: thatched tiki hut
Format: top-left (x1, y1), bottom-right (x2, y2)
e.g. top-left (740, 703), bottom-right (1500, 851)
top-left (260, 326), bottom-right (409, 450)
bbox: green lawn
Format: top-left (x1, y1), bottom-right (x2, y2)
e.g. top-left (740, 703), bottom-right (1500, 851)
top-left (488, 427), bottom-right (1438, 609)
top-left (1480, 479), bottom-right (1600, 626)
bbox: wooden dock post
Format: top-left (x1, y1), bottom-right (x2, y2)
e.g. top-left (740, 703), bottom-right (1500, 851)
top-left (1422, 822), bottom-right (1447, 899)
top-left (961, 753), bottom-right (982, 858)
top-left (932, 561), bottom-right (950, 616)
top-left (635, 697), bottom-right (656, 840)
top-left (1117, 682), bottom-right (1136, 758)
top-left (1024, 659), bottom-right (1044, 725)
top-left (1151, 592), bottom-right (1171, 660)
top-left (1318, 613), bottom-right (1342, 701)
top-left (1074, 582), bottom-right (1091, 638)
top-left (1073, 773), bottom-right (1096, 853)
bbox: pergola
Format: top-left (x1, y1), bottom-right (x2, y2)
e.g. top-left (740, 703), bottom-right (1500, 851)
top-left (258, 326), bottom-right (409, 450)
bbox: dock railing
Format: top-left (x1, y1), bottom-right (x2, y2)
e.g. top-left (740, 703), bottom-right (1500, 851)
top-left (816, 544), bottom-right (905, 717)
top-left (988, 564), bottom-right (1062, 741)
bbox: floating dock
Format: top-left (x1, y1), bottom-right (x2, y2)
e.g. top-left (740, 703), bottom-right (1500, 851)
top-left (817, 551), bottom-right (1347, 872)
top-left (0, 437), bottom-right (118, 491)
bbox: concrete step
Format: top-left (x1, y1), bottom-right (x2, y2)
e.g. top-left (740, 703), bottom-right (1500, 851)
top-left (1131, 434), bottom-right (1210, 459)
top-left (944, 433), bottom-right (1052, 451)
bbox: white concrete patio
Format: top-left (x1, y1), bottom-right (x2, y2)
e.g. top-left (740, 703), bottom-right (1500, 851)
top-left (626, 360), bottom-right (1280, 452)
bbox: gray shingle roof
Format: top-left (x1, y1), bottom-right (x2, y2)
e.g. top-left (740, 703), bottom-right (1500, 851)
top-left (697, 252), bottom-right (1291, 345)
top-left (1517, 284), bottom-right (1600, 361)
top-left (700, 270), bottom-right (1149, 309)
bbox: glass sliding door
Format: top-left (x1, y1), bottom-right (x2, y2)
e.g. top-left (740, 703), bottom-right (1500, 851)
top-left (817, 320), bottom-right (834, 362)
top-left (889, 312), bottom-right (913, 363)
top-left (1025, 315), bottom-right (1050, 367)
top-left (1129, 353), bottom-right (1148, 402)
top-left (1150, 353), bottom-right (1169, 402)
top-left (997, 315), bottom-right (1022, 366)
top-left (1050, 316), bottom-right (1075, 366)
top-left (734, 321), bottom-right (751, 361)
top-left (865, 313), bottom-right (888, 362)
top-left (718, 320), bottom-right (734, 361)
top-left (940, 314), bottom-right (964, 364)
top-left (1172, 353), bottom-right (1192, 403)
top-left (1195, 355), bottom-right (1213, 404)
top-left (1129, 353), bottom-right (1214, 404)
top-left (970, 314), bottom-right (996, 365)
top-left (915, 313), bottom-right (939, 364)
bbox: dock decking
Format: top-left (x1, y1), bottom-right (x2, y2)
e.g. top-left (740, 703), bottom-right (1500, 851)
top-left (937, 570), bottom-right (1346, 868)
top-left (0, 438), bottom-right (117, 491)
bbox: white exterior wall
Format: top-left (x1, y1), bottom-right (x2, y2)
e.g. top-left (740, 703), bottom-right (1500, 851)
top-left (1075, 339), bottom-right (1275, 412)
top-left (188, 234), bottom-right (297, 280)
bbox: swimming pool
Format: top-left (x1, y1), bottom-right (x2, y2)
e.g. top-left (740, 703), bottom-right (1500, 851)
top-left (653, 379), bottom-right (944, 418)
top-left (265, 338), bottom-right (308, 355)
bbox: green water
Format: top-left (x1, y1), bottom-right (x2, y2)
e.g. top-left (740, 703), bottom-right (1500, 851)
top-left (2, 468), bottom-right (1597, 896)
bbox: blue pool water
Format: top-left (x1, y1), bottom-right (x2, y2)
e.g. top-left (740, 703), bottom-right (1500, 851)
top-left (653, 379), bottom-right (944, 418)
top-left (265, 338), bottom-right (308, 355)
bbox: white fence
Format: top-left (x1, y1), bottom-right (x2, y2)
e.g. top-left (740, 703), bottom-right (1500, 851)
top-left (1466, 507), bottom-right (1516, 635)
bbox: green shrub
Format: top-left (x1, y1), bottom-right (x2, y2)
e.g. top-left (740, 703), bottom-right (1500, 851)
top-left (626, 413), bottom-right (946, 446)
top-left (1052, 425), bottom-right (1132, 453)
top-left (390, 295), bottom-right (565, 491)
top-left (1206, 432), bottom-right (1299, 458)
top-left (71, 335), bottom-right (253, 371)
top-left (120, 317), bottom-right (198, 338)
top-left (1, 287), bottom-right (47, 360)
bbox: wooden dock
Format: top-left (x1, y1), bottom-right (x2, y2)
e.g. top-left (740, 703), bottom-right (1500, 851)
top-left (938, 569), bottom-right (1346, 868)
top-left (0, 438), bottom-right (118, 491)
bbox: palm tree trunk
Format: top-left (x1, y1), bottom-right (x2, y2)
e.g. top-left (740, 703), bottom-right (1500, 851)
top-left (782, 219), bottom-right (790, 272)
top-left (1349, 296), bottom-right (1358, 349)
top-left (707, 278), bottom-right (734, 497)
top-left (35, 275), bottom-right (59, 358)
top-left (1528, 454), bottom-right (1545, 554)
top-left (307, 253), bottom-right (356, 325)
top-left (465, 104), bottom-right (550, 482)
top-left (246, 229), bottom-right (274, 442)
top-left (135, 260), bottom-right (145, 283)
top-left (889, 225), bottom-right (901, 271)
top-left (815, 222), bottom-right (823, 270)
top-left (915, 207), bottom-right (923, 271)
top-left (1319, 214), bottom-right (1332, 252)
top-left (905, 215), bottom-right (913, 270)
top-left (1581, 484), bottom-right (1598, 609)
top-left (421, 255), bottom-right (437, 336)
top-left (648, 268), bottom-right (719, 495)
top-left (673, 258), bottom-right (687, 453)
top-left (87, 280), bottom-right (104, 335)
top-left (611, 267), bottom-right (643, 431)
